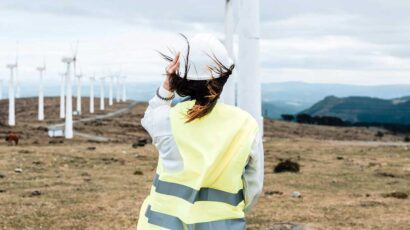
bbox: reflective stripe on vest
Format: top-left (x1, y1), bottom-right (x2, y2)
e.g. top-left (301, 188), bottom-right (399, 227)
top-left (145, 205), bottom-right (246, 230)
top-left (153, 174), bottom-right (244, 206)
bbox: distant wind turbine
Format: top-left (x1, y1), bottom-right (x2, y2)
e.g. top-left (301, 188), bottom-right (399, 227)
top-left (121, 76), bottom-right (127, 102)
top-left (62, 57), bottom-right (74, 139)
top-left (100, 77), bottom-right (105, 110)
top-left (36, 59), bottom-right (46, 121)
top-left (89, 75), bottom-right (95, 113)
top-left (59, 73), bottom-right (65, 118)
top-left (75, 73), bottom-right (83, 115)
top-left (116, 75), bottom-right (120, 103)
top-left (6, 63), bottom-right (16, 126)
top-left (108, 75), bottom-right (113, 106)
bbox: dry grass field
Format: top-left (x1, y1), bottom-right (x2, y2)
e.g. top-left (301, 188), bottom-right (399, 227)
top-left (0, 97), bottom-right (409, 229)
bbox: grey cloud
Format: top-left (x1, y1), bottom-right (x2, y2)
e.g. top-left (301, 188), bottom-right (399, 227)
top-left (2, 0), bottom-right (410, 84)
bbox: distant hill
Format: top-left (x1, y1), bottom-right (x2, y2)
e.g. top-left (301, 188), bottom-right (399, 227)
top-left (301, 95), bottom-right (410, 124)
top-left (262, 82), bottom-right (410, 118)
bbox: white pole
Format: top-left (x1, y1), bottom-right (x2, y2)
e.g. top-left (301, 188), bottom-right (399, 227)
top-left (7, 66), bottom-right (15, 126)
top-left (37, 68), bottom-right (45, 121)
top-left (109, 76), bottom-right (113, 106)
top-left (76, 75), bottom-right (82, 115)
top-left (90, 77), bottom-right (94, 113)
top-left (237, 0), bottom-right (263, 133)
top-left (100, 77), bottom-right (105, 110)
top-left (221, 0), bottom-right (236, 105)
top-left (121, 76), bottom-right (126, 102)
top-left (60, 73), bottom-right (65, 118)
top-left (63, 58), bottom-right (73, 139)
top-left (116, 76), bottom-right (120, 103)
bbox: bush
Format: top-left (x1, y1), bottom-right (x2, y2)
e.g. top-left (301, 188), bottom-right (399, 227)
top-left (375, 131), bottom-right (384, 138)
top-left (296, 114), bottom-right (314, 124)
top-left (281, 114), bottom-right (295, 122)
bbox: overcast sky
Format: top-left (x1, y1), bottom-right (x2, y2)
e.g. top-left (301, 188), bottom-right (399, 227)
top-left (1, 0), bottom-right (410, 85)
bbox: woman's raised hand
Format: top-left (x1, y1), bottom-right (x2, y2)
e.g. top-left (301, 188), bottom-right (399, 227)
top-left (163, 52), bottom-right (180, 91)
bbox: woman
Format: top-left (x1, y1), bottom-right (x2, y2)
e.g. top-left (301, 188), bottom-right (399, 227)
top-left (137, 34), bottom-right (264, 230)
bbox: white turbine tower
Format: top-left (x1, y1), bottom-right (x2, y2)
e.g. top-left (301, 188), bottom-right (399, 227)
top-left (62, 57), bottom-right (74, 139)
top-left (59, 73), bottom-right (65, 118)
top-left (108, 75), bottom-right (113, 106)
top-left (221, 0), bottom-right (237, 105)
top-left (36, 60), bottom-right (46, 121)
top-left (115, 75), bottom-right (120, 103)
top-left (89, 75), bottom-right (95, 113)
top-left (237, 0), bottom-right (263, 133)
top-left (121, 76), bottom-right (127, 102)
top-left (6, 63), bottom-right (16, 126)
top-left (99, 77), bottom-right (105, 111)
top-left (75, 73), bottom-right (82, 115)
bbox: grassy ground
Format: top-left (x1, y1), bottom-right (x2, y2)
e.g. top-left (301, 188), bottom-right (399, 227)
top-left (0, 139), bottom-right (409, 229)
top-left (0, 98), bottom-right (409, 229)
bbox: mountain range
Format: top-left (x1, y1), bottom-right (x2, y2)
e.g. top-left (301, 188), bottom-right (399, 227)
top-left (301, 95), bottom-right (410, 125)
top-left (262, 82), bottom-right (410, 118)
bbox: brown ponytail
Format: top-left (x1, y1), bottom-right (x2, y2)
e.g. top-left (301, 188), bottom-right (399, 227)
top-left (159, 34), bottom-right (235, 123)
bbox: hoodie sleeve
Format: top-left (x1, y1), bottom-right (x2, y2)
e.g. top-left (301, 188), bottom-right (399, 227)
top-left (140, 84), bottom-right (184, 173)
top-left (242, 132), bottom-right (264, 213)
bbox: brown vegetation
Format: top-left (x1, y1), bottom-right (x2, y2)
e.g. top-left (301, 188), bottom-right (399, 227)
top-left (0, 97), bottom-right (409, 229)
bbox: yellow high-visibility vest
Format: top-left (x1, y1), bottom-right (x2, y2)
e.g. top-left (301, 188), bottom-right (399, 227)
top-left (137, 100), bottom-right (259, 230)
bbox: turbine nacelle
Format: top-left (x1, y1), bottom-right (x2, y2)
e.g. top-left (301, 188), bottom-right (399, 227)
top-left (6, 64), bottom-right (17, 69)
top-left (37, 67), bottom-right (46, 72)
top-left (61, 57), bottom-right (74, 64)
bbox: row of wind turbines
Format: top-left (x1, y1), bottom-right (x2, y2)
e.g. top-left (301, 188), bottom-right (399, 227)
top-left (3, 42), bottom-right (127, 139)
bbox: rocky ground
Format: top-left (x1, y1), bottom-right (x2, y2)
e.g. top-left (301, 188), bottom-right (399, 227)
top-left (0, 97), bottom-right (409, 229)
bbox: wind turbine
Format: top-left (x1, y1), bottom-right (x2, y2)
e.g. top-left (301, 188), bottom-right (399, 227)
top-left (59, 72), bottom-right (65, 118)
top-left (62, 57), bottom-right (74, 139)
top-left (108, 75), bottom-right (113, 106)
top-left (237, 0), bottom-right (263, 133)
top-left (36, 59), bottom-right (46, 121)
top-left (220, 0), bottom-right (237, 106)
top-left (89, 75), bottom-right (95, 113)
top-left (99, 77), bottom-right (105, 110)
top-left (121, 76), bottom-right (127, 102)
top-left (6, 63), bottom-right (16, 126)
top-left (115, 75), bottom-right (120, 103)
top-left (75, 73), bottom-right (83, 115)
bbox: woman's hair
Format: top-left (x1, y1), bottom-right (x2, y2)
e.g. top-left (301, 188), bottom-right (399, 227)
top-left (159, 34), bottom-right (235, 123)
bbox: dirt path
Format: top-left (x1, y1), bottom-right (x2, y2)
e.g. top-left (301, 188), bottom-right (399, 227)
top-left (47, 101), bottom-right (138, 141)
top-left (49, 101), bottom-right (138, 128)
